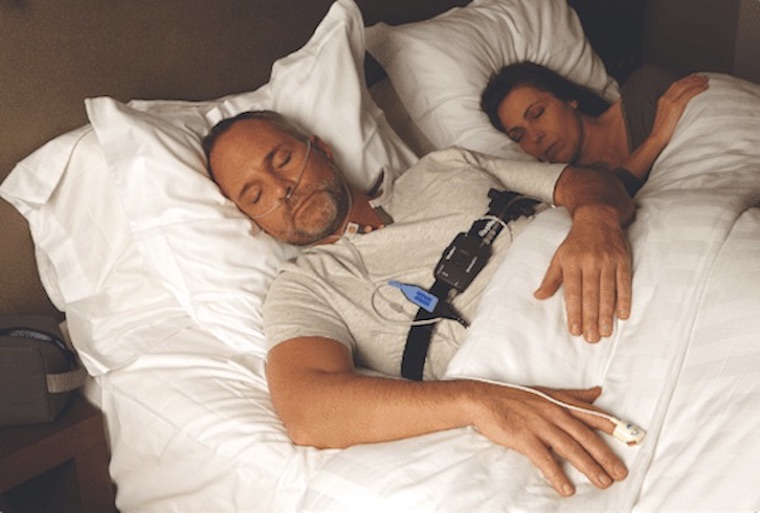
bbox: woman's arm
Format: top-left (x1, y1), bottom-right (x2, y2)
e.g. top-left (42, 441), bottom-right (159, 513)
top-left (266, 336), bottom-right (629, 496)
top-left (623, 73), bottom-right (709, 180)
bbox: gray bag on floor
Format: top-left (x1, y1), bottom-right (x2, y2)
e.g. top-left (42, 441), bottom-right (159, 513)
top-left (0, 315), bottom-right (87, 426)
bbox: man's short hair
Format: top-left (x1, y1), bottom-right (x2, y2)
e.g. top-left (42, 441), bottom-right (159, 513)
top-left (202, 110), bottom-right (310, 182)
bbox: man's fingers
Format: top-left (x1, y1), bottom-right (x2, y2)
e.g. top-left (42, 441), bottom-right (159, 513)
top-left (546, 388), bottom-right (629, 484)
top-left (536, 257), bottom-right (585, 338)
top-left (553, 417), bottom-right (628, 486)
top-left (523, 436), bottom-right (577, 496)
top-left (616, 259), bottom-right (632, 319)
top-left (487, 386), bottom-right (629, 496)
top-left (561, 266), bottom-right (583, 337)
top-left (524, 412), bottom-right (625, 493)
top-left (598, 266), bottom-right (617, 338)
top-left (582, 267), bottom-right (601, 343)
top-left (536, 231), bottom-right (631, 342)
top-left (557, 386), bottom-right (602, 404)
top-left (547, 428), bottom-right (618, 490)
top-left (534, 258), bottom-right (563, 300)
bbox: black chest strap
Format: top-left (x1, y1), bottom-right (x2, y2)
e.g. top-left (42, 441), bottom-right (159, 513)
top-left (400, 189), bottom-right (538, 380)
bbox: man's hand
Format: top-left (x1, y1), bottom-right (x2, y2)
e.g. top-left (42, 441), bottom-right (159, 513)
top-left (549, 167), bottom-right (635, 342)
top-left (473, 384), bottom-right (628, 496)
top-left (268, 338), bottom-right (629, 497)
top-left (535, 205), bottom-right (632, 342)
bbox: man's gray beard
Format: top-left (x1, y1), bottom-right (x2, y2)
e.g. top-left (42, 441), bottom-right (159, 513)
top-left (286, 172), bottom-right (350, 246)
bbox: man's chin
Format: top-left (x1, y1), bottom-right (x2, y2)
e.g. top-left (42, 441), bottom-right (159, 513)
top-left (296, 191), bottom-right (350, 244)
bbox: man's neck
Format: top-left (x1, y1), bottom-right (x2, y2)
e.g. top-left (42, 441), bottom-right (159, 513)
top-left (316, 186), bottom-right (385, 245)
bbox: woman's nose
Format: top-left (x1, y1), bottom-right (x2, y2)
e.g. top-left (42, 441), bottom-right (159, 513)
top-left (521, 129), bottom-right (543, 154)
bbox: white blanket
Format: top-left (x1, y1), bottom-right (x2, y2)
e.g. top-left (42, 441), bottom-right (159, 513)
top-left (92, 74), bottom-right (760, 512)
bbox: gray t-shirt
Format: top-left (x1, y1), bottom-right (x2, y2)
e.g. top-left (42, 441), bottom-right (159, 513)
top-left (263, 147), bottom-right (565, 379)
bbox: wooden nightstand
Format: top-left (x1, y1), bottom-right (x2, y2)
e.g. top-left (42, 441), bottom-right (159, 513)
top-left (0, 395), bottom-right (117, 513)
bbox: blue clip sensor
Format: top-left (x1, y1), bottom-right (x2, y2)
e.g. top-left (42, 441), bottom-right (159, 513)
top-left (389, 281), bottom-right (439, 313)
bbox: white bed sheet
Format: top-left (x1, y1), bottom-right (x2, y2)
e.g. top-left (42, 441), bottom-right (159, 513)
top-left (88, 75), bottom-right (760, 512)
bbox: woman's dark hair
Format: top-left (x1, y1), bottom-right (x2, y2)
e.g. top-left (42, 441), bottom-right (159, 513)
top-left (481, 62), bottom-right (611, 132)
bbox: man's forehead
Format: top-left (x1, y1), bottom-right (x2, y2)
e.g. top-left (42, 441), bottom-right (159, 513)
top-left (215, 118), bottom-right (292, 161)
top-left (228, 117), bottom-right (288, 143)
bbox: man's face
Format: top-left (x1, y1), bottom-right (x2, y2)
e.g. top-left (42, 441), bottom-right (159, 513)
top-left (210, 118), bottom-right (349, 245)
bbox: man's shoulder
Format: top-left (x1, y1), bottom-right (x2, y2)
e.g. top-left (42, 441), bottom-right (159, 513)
top-left (418, 146), bottom-right (480, 164)
top-left (406, 147), bottom-right (491, 177)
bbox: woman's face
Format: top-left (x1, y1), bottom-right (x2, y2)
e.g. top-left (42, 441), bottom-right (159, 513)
top-left (497, 85), bottom-right (583, 164)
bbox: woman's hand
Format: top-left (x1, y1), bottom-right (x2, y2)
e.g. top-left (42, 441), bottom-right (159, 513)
top-left (649, 74), bottom-right (709, 152)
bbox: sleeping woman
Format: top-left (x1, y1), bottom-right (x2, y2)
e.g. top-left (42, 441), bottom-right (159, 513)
top-left (481, 62), bottom-right (708, 195)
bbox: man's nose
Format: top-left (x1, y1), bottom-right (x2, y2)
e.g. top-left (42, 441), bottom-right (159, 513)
top-left (272, 175), bottom-right (296, 201)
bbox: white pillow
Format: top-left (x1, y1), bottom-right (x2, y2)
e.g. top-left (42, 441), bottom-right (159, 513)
top-left (365, 0), bottom-right (619, 160)
top-left (0, 127), bottom-right (193, 375)
top-left (205, 0), bottom-right (417, 189)
top-left (86, 0), bottom-right (417, 356)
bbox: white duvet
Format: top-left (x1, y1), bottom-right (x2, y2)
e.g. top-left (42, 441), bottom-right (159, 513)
top-left (91, 73), bottom-right (760, 512)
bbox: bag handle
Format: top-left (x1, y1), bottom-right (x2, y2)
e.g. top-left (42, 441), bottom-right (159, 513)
top-left (0, 326), bottom-right (87, 393)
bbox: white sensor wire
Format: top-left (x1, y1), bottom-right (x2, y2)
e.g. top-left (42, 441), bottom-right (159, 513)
top-left (453, 376), bottom-right (646, 446)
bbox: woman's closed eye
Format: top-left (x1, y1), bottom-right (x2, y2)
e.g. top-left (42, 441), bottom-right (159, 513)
top-left (507, 104), bottom-right (544, 142)
top-left (527, 104), bottom-right (544, 121)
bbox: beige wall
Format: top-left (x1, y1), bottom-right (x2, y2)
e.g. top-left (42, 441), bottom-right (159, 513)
top-left (734, 0), bottom-right (760, 83)
top-left (644, 0), bottom-right (759, 84)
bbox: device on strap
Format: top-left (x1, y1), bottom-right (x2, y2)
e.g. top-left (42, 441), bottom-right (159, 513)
top-left (400, 189), bottom-right (538, 380)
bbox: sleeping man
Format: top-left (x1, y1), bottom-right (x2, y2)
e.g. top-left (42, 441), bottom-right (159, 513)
top-left (202, 110), bottom-right (635, 497)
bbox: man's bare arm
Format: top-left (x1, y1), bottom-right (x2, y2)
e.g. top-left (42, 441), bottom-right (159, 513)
top-left (540, 166), bottom-right (636, 343)
top-left (267, 336), bottom-right (629, 496)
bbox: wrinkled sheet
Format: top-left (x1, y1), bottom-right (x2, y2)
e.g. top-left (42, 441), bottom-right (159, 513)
top-left (91, 74), bottom-right (760, 513)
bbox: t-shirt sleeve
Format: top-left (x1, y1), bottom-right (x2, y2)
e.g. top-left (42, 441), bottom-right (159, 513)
top-left (263, 263), bottom-right (355, 355)
top-left (444, 148), bottom-right (566, 204)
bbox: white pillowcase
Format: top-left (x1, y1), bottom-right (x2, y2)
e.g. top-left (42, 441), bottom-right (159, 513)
top-left (365, 0), bottom-right (619, 160)
top-left (2, 0), bottom-right (417, 371)
top-left (205, 0), bottom-right (417, 189)
top-left (86, 0), bottom-right (417, 356)
top-left (0, 127), bottom-right (194, 375)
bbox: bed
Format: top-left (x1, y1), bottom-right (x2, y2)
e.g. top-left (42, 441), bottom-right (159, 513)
top-left (1, 0), bottom-right (759, 512)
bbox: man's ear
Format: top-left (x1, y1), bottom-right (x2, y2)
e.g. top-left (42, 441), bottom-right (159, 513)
top-left (570, 99), bottom-right (579, 109)
top-left (311, 135), bottom-right (335, 162)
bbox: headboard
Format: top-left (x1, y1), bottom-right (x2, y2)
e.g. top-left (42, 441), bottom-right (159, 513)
top-left (0, 0), bottom-right (640, 319)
